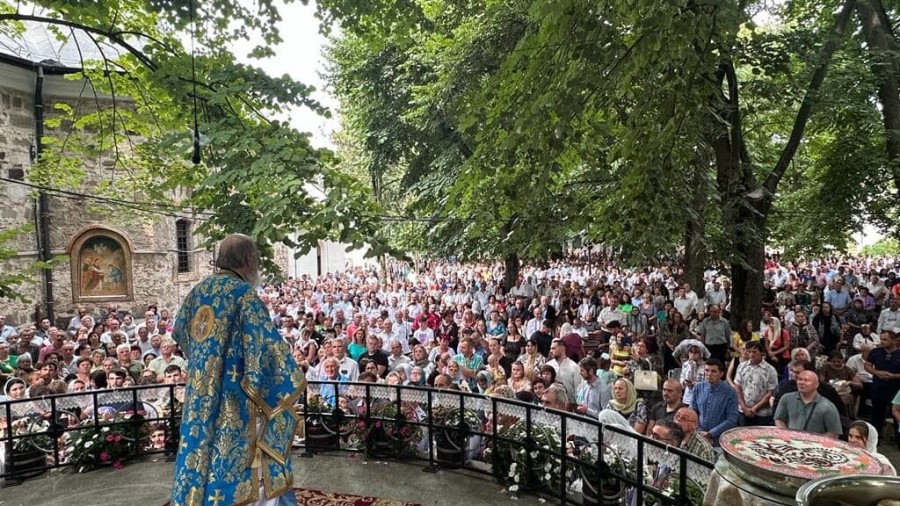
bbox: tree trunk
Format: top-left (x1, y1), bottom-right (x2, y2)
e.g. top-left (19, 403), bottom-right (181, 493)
top-left (683, 162), bottom-right (708, 293)
top-left (857, 1), bottom-right (900, 212)
top-left (728, 205), bottom-right (767, 331)
top-left (503, 253), bottom-right (519, 293)
top-left (713, 2), bottom-right (854, 330)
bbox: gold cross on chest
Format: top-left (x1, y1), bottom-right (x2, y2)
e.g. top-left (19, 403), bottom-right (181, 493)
top-left (208, 489), bottom-right (225, 506)
top-left (228, 364), bottom-right (240, 383)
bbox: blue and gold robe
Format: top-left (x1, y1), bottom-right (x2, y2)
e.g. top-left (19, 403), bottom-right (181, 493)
top-left (170, 272), bottom-right (306, 506)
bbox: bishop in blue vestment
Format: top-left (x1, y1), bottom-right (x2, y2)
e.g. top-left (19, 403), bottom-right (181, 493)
top-left (170, 234), bottom-right (305, 506)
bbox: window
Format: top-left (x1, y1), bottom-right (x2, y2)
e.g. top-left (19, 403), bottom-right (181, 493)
top-left (176, 219), bottom-right (190, 273)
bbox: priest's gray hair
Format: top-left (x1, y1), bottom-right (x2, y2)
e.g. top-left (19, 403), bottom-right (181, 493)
top-left (215, 234), bottom-right (258, 270)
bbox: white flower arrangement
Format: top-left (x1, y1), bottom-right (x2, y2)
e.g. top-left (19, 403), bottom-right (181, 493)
top-left (495, 421), bottom-right (564, 496)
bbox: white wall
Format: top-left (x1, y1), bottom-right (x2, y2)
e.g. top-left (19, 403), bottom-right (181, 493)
top-left (286, 239), bottom-right (371, 278)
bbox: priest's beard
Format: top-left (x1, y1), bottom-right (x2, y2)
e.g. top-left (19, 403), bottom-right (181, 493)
top-left (245, 269), bottom-right (261, 289)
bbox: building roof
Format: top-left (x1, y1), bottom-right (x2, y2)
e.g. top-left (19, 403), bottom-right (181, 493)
top-left (0, 20), bottom-right (125, 71)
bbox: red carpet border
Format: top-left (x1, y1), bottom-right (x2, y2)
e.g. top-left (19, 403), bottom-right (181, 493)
top-left (163, 488), bottom-right (422, 506)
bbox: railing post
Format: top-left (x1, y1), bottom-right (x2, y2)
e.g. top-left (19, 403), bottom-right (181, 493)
top-left (491, 396), bottom-right (499, 482)
top-left (558, 415), bottom-right (567, 505)
top-left (394, 383), bottom-right (402, 459)
top-left (597, 418), bottom-right (606, 499)
top-left (50, 395), bottom-right (59, 466)
top-left (636, 436), bottom-right (644, 506)
top-left (301, 382), bottom-right (313, 458)
top-left (679, 449), bottom-right (688, 505)
top-left (423, 387), bottom-right (438, 473)
top-left (92, 390), bottom-right (99, 429)
top-left (165, 383), bottom-right (179, 462)
top-left (131, 387), bottom-right (139, 456)
top-left (364, 383), bottom-right (372, 457)
top-left (524, 403), bottom-right (535, 490)
top-left (3, 399), bottom-right (16, 481)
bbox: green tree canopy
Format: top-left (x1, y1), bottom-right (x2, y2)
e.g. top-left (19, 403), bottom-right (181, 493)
top-left (323, 0), bottom-right (899, 323)
top-left (0, 0), bottom-right (388, 275)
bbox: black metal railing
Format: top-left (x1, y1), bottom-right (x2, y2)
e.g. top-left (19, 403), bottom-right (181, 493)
top-left (1, 381), bottom-right (714, 505)
top-left (1, 383), bottom-right (181, 483)
top-left (301, 381), bottom-right (713, 505)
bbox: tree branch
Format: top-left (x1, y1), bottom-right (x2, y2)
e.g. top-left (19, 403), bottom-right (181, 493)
top-left (763, 0), bottom-right (856, 194)
top-left (0, 13), bottom-right (158, 71)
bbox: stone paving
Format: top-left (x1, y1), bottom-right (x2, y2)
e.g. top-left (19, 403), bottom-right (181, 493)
top-left (1, 444), bottom-right (898, 505)
top-left (0, 453), bottom-right (546, 506)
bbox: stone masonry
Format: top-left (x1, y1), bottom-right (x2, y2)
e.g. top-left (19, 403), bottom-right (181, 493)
top-left (0, 60), bottom-right (218, 327)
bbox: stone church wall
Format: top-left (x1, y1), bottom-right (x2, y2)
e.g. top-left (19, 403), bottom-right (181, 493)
top-left (0, 61), bottom-right (216, 327)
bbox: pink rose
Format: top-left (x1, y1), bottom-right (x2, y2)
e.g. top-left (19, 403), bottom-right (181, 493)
top-left (106, 435), bottom-right (115, 442)
top-left (114, 435), bottom-right (122, 443)
top-left (100, 451), bottom-right (109, 462)
top-left (112, 460), bottom-right (123, 470)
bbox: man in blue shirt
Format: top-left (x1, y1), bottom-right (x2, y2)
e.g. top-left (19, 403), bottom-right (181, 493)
top-left (825, 279), bottom-right (852, 314)
top-left (690, 358), bottom-right (739, 447)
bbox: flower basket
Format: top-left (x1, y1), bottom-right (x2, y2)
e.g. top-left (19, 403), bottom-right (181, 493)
top-left (305, 421), bottom-right (341, 451)
top-left (575, 442), bottom-right (631, 506)
top-left (643, 469), bottom-right (705, 506)
top-left (6, 447), bottom-right (47, 480)
top-left (302, 397), bottom-right (343, 451)
top-left (429, 407), bottom-right (482, 469)
top-left (4, 416), bottom-right (53, 479)
top-left (65, 413), bottom-right (148, 472)
top-left (349, 400), bottom-right (423, 459)
top-left (494, 420), bottom-right (564, 494)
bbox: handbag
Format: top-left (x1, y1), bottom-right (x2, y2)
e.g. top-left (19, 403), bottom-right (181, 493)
top-left (634, 369), bottom-right (660, 391)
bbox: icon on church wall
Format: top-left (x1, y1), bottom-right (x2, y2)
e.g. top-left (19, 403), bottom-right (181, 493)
top-left (69, 228), bottom-right (134, 302)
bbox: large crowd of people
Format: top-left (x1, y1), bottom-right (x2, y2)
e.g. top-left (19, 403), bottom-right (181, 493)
top-left (2, 253), bottom-right (900, 469)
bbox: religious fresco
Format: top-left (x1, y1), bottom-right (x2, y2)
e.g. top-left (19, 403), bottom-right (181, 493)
top-left (69, 228), bottom-right (133, 302)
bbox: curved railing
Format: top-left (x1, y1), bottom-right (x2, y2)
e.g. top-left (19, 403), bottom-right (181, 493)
top-left (1, 382), bottom-right (714, 505)
top-left (1, 383), bottom-right (182, 482)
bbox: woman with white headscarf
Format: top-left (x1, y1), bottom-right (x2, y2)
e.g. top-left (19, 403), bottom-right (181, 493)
top-left (848, 420), bottom-right (896, 476)
top-left (0, 377), bottom-right (31, 418)
top-left (598, 408), bottom-right (636, 433)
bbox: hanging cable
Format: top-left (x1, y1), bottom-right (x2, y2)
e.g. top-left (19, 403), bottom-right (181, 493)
top-left (189, 0), bottom-right (201, 164)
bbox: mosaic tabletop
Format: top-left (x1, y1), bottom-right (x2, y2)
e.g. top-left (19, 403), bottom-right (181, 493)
top-left (720, 427), bottom-right (884, 494)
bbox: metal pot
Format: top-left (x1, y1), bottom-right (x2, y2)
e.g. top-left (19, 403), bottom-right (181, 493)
top-left (796, 474), bottom-right (900, 506)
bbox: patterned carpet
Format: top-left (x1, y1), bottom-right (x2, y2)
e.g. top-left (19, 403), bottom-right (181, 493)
top-left (293, 488), bottom-right (421, 505)
top-left (163, 488), bottom-right (421, 506)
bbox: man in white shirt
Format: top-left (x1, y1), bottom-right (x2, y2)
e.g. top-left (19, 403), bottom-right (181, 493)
top-left (379, 320), bottom-right (409, 354)
top-left (524, 307), bottom-right (543, 339)
top-left (705, 281), bottom-right (727, 310)
top-left (411, 316), bottom-right (435, 347)
top-left (387, 341), bottom-right (412, 373)
top-left (865, 274), bottom-right (888, 307)
top-left (853, 324), bottom-right (879, 354)
top-left (673, 288), bottom-right (694, 319)
top-left (394, 311), bottom-right (411, 344)
top-left (135, 310), bottom-right (158, 337)
top-left (333, 338), bottom-right (359, 381)
top-left (877, 296), bottom-right (900, 334)
top-left (682, 283), bottom-right (701, 314)
top-left (101, 318), bottom-right (123, 344)
top-left (546, 339), bottom-right (581, 398)
top-left (598, 298), bottom-right (627, 328)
